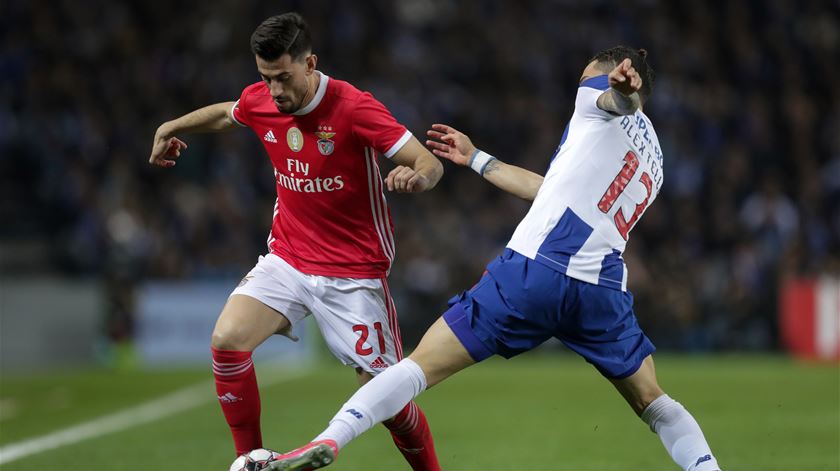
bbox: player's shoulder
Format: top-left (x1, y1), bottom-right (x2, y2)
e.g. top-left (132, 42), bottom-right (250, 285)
top-left (241, 81), bottom-right (270, 97)
top-left (238, 81), bottom-right (271, 109)
top-left (330, 77), bottom-right (388, 109)
top-left (326, 76), bottom-right (374, 104)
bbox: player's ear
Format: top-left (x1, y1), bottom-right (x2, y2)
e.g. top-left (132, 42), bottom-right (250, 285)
top-left (305, 54), bottom-right (318, 74)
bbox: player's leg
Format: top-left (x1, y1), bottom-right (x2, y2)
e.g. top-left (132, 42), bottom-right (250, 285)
top-left (556, 277), bottom-right (721, 471)
top-left (312, 250), bottom-right (546, 450)
top-left (211, 295), bottom-right (288, 456)
top-left (356, 367), bottom-right (440, 471)
top-left (269, 251), bottom-right (544, 469)
top-left (406, 315), bottom-right (480, 387)
top-left (265, 318), bottom-right (476, 470)
top-left (213, 255), bottom-right (309, 456)
top-left (212, 294), bottom-right (291, 351)
top-left (298, 276), bottom-right (457, 470)
top-left (313, 316), bottom-right (475, 450)
top-left (607, 354), bottom-right (663, 415)
top-left (355, 368), bottom-right (440, 471)
top-left (355, 281), bottom-right (441, 471)
top-left (610, 356), bottom-right (722, 471)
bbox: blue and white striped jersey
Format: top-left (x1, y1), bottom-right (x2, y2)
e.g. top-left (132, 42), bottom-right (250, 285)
top-left (506, 75), bottom-right (664, 291)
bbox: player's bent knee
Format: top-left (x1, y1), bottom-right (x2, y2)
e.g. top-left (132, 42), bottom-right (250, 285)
top-left (616, 382), bottom-right (664, 416)
top-left (611, 356), bottom-right (665, 416)
top-left (211, 327), bottom-right (253, 352)
top-left (211, 295), bottom-right (291, 352)
top-left (635, 388), bottom-right (666, 415)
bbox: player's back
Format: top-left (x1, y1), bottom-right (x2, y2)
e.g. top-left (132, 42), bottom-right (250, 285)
top-left (507, 74), bottom-right (663, 291)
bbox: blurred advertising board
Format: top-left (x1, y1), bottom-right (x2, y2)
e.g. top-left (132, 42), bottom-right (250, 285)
top-left (136, 281), bottom-right (313, 367)
top-left (0, 278), bottom-right (103, 372)
top-left (780, 277), bottom-right (840, 361)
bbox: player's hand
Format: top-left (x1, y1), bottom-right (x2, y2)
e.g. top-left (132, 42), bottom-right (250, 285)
top-left (386, 165), bottom-right (431, 193)
top-left (149, 127), bottom-right (188, 168)
top-left (608, 58), bottom-right (643, 96)
top-left (425, 124), bottom-right (476, 167)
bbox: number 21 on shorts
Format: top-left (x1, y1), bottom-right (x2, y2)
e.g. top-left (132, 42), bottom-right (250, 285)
top-left (597, 151), bottom-right (653, 240)
top-left (353, 322), bottom-right (386, 356)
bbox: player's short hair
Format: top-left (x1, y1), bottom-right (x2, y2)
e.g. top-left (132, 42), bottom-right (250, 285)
top-left (250, 13), bottom-right (312, 61)
top-left (590, 46), bottom-right (655, 102)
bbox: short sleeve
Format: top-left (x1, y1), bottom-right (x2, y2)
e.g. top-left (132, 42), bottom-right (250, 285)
top-left (351, 92), bottom-right (412, 158)
top-left (230, 85), bottom-right (257, 127)
top-left (574, 74), bottom-right (617, 121)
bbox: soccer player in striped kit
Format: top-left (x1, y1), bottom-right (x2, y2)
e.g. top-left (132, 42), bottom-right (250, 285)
top-left (148, 13), bottom-right (443, 471)
top-left (270, 48), bottom-right (723, 471)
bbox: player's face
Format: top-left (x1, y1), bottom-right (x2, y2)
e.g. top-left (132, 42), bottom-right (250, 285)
top-left (256, 53), bottom-right (318, 114)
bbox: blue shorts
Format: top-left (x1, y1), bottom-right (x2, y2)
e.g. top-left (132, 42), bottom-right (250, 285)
top-left (443, 249), bottom-right (655, 379)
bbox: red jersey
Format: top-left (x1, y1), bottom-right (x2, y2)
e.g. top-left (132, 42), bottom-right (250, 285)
top-left (231, 73), bottom-right (410, 278)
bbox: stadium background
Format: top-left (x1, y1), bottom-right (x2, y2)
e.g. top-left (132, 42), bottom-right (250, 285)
top-left (1, 1), bottom-right (838, 470)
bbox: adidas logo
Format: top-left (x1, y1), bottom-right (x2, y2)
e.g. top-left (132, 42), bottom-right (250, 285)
top-left (264, 129), bottom-right (277, 143)
top-left (218, 392), bottom-right (242, 403)
top-left (370, 356), bottom-right (388, 369)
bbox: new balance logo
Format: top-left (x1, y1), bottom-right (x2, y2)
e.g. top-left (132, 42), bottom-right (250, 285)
top-left (695, 454), bottom-right (712, 466)
top-left (345, 408), bottom-right (364, 419)
top-left (370, 356), bottom-right (388, 369)
top-left (218, 392), bottom-right (242, 403)
top-left (264, 129), bottom-right (278, 143)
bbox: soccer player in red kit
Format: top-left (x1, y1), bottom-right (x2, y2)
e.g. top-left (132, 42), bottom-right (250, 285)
top-left (148, 13), bottom-right (443, 470)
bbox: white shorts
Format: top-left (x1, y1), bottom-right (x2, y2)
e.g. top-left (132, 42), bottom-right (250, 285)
top-left (230, 253), bottom-right (403, 374)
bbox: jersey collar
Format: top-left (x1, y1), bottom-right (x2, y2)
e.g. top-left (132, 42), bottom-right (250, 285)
top-left (579, 74), bottom-right (609, 91)
top-left (293, 71), bottom-right (329, 116)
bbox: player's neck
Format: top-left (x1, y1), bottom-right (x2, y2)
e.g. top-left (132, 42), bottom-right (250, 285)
top-left (300, 71), bottom-right (321, 110)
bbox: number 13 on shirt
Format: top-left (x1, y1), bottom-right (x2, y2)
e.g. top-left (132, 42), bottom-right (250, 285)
top-left (597, 151), bottom-right (653, 240)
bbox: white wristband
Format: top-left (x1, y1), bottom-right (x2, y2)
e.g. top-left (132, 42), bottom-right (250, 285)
top-left (468, 149), bottom-right (497, 176)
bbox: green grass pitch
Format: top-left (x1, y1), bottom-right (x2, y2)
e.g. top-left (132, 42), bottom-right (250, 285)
top-left (1, 354), bottom-right (837, 470)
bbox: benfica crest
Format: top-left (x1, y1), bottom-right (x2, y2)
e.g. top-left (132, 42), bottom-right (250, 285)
top-left (316, 125), bottom-right (336, 156)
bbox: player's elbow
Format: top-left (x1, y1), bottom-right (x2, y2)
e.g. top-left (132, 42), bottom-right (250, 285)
top-left (597, 90), bottom-right (640, 116)
top-left (612, 106), bottom-right (639, 116)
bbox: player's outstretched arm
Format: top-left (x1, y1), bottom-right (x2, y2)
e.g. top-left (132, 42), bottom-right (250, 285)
top-left (426, 124), bottom-right (544, 201)
top-left (595, 58), bottom-right (642, 116)
top-left (149, 102), bottom-right (238, 167)
top-left (386, 136), bottom-right (444, 193)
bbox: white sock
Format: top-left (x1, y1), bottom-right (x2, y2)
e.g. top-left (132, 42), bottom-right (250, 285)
top-left (314, 358), bottom-right (427, 449)
top-left (641, 394), bottom-right (721, 471)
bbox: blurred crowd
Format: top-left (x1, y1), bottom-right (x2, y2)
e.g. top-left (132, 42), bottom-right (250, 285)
top-left (2, 0), bottom-right (838, 350)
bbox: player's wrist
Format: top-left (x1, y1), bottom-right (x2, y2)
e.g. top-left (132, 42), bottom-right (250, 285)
top-left (468, 149), bottom-right (497, 176)
top-left (156, 122), bottom-right (175, 140)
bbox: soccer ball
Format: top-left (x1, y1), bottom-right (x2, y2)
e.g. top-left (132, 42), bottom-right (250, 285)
top-left (229, 448), bottom-right (280, 471)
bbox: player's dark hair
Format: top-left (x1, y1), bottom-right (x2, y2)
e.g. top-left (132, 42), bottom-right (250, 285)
top-left (590, 46), bottom-right (655, 102)
top-left (250, 13), bottom-right (312, 61)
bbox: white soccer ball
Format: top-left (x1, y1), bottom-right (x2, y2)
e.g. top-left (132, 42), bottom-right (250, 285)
top-left (229, 448), bottom-right (280, 471)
